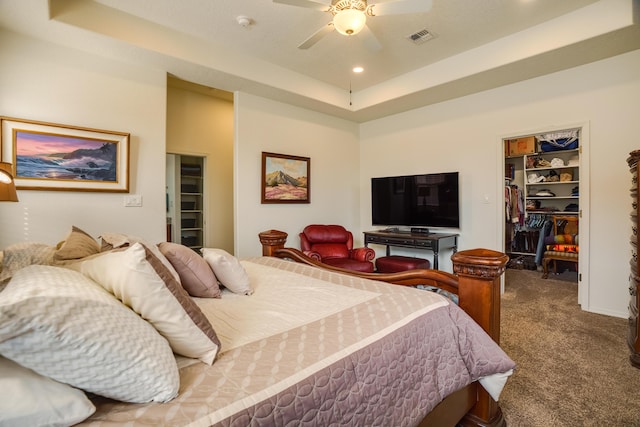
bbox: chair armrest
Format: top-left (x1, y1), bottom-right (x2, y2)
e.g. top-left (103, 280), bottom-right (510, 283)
top-left (351, 247), bottom-right (375, 262)
top-left (303, 250), bottom-right (322, 261)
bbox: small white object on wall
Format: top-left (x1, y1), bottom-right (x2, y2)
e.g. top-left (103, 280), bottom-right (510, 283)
top-left (124, 195), bottom-right (142, 207)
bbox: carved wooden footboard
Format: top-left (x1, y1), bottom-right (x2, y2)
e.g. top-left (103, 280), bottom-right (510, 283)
top-left (259, 230), bottom-right (509, 427)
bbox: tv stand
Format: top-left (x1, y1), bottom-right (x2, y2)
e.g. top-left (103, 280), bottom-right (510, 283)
top-left (364, 230), bottom-right (458, 270)
top-left (411, 227), bottom-right (430, 235)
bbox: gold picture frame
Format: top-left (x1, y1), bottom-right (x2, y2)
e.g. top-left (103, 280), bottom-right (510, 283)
top-left (0, 117), bottom-right (130, 192)
top-left (261, 152), bottom-right (310, 204)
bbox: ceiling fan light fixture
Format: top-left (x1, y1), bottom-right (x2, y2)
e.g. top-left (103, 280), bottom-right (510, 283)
top-left (333, 9), bottom-right (366, 35)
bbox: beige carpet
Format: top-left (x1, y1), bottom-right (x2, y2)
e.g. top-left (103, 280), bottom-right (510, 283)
top-left (499, 269), bottom-right (640, 427)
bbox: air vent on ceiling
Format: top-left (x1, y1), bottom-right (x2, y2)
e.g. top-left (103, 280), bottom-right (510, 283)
top-left (406, 29), bottom-right (435, 45)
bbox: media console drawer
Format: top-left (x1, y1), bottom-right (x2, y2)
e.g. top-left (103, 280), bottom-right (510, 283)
top-left (363, 231), bottom-right (458, 270)
top-left (368, 236), bottom-right (416, 246)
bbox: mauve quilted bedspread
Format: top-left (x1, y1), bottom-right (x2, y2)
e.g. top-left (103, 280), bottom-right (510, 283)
top-left (80, 257), bottom-right (515, 427)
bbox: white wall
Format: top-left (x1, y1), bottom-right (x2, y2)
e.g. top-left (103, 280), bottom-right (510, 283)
top-left (234, 92), bottom-right (360, 258)
top-left (360, 49), bottom-right (640, 318)
top-left (0, 30), bottom-right (168, 247)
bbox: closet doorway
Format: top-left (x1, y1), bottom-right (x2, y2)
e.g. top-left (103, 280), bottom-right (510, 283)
top-left (501, 123), bottom-right (589, 309)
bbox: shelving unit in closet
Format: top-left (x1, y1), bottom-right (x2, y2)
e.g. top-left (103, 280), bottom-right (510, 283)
top-left (166, 154), bottom-right (206, 251)
top-left (504, 129), bottom-right (580, 269)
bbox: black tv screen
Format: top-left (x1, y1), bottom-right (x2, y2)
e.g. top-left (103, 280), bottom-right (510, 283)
top-left (371, 172), bottom-right (459, 228)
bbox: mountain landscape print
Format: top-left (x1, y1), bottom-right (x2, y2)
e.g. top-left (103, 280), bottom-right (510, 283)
top-left (15, 131), bottom-right (118, 182)
top-left (262, 152), bottom-right (309, 203)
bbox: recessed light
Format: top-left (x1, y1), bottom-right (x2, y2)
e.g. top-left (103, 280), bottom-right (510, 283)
top-left (353, 66), bottom-right (364, 73)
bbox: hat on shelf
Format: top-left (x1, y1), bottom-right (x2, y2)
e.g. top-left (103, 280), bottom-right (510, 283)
top-left (535, 189), bottom-right (556, 197)
top-left (560, 172), bottom-right (573, 182)
top-left (526, 199), bottom-right (541, 210)
top-left (550, 158), bottom-right (565, 168)
top-left (547, 170), bottom-right (559, 182)
top-left (567, 154), bottom-right (579, 166)
top-left (528, 173), bottom-right (545, 183)
top-left (535, 158), bottom-right (552, 168)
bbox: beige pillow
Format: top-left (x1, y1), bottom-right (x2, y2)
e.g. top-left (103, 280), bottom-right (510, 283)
top-left (54, 226), bottom-right (100, 261)
top-left (0, 242), bottom-right (56, 283)
top-left (0, 265), bottom-right (179, 403)
top-left (98, 232), bottom-right (180, 282)
top-left (201, 248), bottom-right (253, 295)
top-left (79, 242), bottom-right (221, 364)
top-left (158, 242), bottom-right (221, 298)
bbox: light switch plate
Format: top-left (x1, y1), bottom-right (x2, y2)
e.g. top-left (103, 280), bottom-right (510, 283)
top-left (124, 194), bottom-right (142, 207)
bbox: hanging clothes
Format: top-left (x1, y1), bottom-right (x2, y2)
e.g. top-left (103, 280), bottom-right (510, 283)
top-left (535, 219), bottom-right (553, 265)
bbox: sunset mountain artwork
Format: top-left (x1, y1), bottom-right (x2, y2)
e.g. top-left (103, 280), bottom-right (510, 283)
top-left (15, 130), bottom-right (118, 182)
top-left (262, 153), bottom-right (309, 202)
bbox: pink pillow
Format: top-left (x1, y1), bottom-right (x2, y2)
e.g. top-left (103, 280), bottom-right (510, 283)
top-left (158, 242), bottom-right (221, 298)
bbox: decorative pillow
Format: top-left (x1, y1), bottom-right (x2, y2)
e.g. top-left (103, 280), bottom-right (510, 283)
top-left (201, 248), bottom-right (253, 295)
top-left (0, 242), bottom-right (56, 283)
top-left (158, 242), bottom-right (221, 298)
top-left (546, 244), bottom-right (579, 253)
top-left (0, 356), bottom-right (96, 426)
top-left (0, 265), bottom-right (179, 403)
top-left (79, 242), bottom-right (221, 364)
top-left (53, 226), bottom-right (100, 261)
top-left (98, 232), bottom-right (180, 282)
top-left (98, 231), bottom-right (132, 251)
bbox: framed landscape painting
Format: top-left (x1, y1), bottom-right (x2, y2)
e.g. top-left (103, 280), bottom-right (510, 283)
top-left (261, 152), bottom-right (310, 204)
top-left (0, 117), bottom-right (129, 192)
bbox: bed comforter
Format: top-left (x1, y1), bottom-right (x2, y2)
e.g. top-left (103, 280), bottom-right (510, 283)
top-left (80, 257), bottom-right (515, 427)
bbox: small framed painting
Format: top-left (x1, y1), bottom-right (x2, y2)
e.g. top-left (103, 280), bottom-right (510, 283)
top-left (0, 117), bottom-right (130, 192)
top-left (261, 152), bottom-right (310, 204)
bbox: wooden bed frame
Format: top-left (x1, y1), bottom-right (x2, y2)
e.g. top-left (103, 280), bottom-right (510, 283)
top-left (259, 230), bottom-right (509, 427)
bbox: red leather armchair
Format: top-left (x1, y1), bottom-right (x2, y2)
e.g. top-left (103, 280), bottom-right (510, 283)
top-left (299, 225), bottom-right (375, 273)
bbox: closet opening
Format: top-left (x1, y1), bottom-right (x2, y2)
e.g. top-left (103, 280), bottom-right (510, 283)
top-left (502, 124), bottom-right (589, 309)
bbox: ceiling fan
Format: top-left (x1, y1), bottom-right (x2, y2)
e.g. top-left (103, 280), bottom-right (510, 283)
top-left (273, 0), bottom-right (433, 51)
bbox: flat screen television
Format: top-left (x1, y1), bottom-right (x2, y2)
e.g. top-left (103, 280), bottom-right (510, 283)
top-left (371, 172), bottom-right (459, 229)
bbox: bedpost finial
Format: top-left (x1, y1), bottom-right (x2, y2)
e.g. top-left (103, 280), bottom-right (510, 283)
top-left (452, 248), bottom-right (508, 278)
top-left (259, 230), bottom-right (288, 256)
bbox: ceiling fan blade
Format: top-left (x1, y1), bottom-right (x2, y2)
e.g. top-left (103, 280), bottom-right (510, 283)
top-left (358, 24), bottom-right (382, 52)
top-left (273, 0), bottom-right (332, 11)
top-left (298, 22), bottom-right (335, 49)
top-left (369, 0), bottom-right (433, 16)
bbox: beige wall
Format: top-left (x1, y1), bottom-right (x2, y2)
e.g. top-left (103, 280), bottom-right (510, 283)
top-left (234, 92), bottom-right (360, 258)
top-left (0, 30), bottom-right (168, 246)
top-left (166, 83), bottom-right (234, 253)
top-left (360, 49), bottom-right (640, 318)
top-left (2, 28), bottom-right (639, 320)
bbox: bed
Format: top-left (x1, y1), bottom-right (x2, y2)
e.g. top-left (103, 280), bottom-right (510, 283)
top-left (0, 227), bottom-right (515, 427)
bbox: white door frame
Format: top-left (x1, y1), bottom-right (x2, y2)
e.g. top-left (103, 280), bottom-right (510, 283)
top-left (497, 121), bottom-right (590, 309)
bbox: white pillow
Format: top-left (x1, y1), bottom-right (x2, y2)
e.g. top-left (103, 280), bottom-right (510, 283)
top-left (79, 242), bottom-right (221, 364)
top-left (201, 248), bottom-right (253, 295)
top-left (0, 265), bottom-right (179, 403)
top-left (0, 356), bottom-right (96, 427)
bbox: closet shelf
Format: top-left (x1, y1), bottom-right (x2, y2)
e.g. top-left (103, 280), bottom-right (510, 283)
top-left (526, 180), bottom-right (579, 186)
top-left (527, 196), bottom-right (579, 200)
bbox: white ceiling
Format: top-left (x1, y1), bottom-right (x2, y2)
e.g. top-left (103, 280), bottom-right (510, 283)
top-left (0, 0), bottom-right (639, 122)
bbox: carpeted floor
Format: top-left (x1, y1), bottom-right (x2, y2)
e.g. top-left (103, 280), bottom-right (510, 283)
top-left (499, 268), bottom-right (640, 427)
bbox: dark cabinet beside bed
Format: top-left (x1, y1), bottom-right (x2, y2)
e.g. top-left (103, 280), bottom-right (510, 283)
top-left (627, 150), bottom-right (640, 368)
